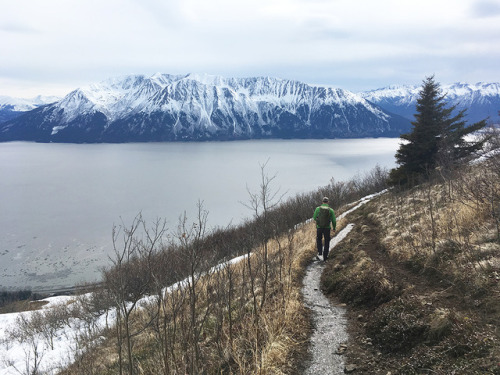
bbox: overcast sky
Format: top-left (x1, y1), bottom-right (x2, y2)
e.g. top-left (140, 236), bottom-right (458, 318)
top-left (1, 0), bottom-right (499, 97)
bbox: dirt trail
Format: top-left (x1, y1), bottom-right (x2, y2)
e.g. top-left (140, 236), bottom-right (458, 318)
top-left (301, 193), bottom-right (386, 373)
top-left (302, 224), bottom-right (354, 374)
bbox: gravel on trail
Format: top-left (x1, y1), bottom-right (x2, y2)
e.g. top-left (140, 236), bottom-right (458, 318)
top-left (302, 224), bottom-right (354, 374)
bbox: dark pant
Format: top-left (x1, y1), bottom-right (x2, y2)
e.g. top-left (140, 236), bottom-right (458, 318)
top-left (316, 227), bottom-right (331, 259)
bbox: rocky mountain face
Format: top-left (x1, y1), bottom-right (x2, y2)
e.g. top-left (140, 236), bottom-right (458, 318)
top-left (361, 82), bottom-right (500, 125)
top-left (0, 74), bottom-right (411, 143)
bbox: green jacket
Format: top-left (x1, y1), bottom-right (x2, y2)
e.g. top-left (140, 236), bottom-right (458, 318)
top-left (313, 204), bottom-right (336, 229)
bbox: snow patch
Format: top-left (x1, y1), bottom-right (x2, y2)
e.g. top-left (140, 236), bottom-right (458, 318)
top-left (51, 125), bottom-right (67, 135)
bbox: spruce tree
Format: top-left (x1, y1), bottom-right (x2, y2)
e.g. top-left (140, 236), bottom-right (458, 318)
top-left (389, 76), bottom-right (487, 186)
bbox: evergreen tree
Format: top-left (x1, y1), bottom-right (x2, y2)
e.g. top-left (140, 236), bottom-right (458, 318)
top-left (389, 76), bottom-right (487, 186)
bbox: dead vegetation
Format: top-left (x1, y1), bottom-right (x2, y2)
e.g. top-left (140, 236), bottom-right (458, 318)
top-left (322, 146), bottom-right (500, 374)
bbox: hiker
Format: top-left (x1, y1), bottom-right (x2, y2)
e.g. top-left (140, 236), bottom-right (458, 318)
top-left (313, 197), bottom-right (336, 261)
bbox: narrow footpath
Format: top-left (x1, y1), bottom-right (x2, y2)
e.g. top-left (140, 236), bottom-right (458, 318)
top-left (302, 224), bottom-right (354, 374)
top-left (302, 192), bottom-right (384, 374)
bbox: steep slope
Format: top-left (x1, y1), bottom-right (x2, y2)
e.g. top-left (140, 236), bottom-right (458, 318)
top-left (322, 156), bottom-right (500, 373)
top-left (0, 73), bottom-right (411, 143)
top-left (362, 82), bottom-right (500, 125)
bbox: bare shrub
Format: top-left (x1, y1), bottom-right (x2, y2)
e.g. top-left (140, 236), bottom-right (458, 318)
top-left (7, 312), bottom-right (48, 375)
top-left (103, 213), bottom-right (167, 375)
top-left (172, 201), bottom-right (215, 374)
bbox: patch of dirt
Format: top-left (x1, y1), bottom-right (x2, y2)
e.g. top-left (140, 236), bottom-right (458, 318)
top-left (322, 202), bottom-right (500, 374)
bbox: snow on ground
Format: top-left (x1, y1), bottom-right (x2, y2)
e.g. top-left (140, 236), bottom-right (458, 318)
top-left (0, 296), bottom-right (95, 375)
top-left (337, 190), bottom-right (387, 221)
top-left (0, 254), bottom-right (249, 375)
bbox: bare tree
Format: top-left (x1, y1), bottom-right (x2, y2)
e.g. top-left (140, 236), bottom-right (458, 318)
top-left (173, 201), bottom-right (213, 374)
top-left (104, 213), bottom-right (167, 375)
top-left (243, 159), bottom-right (286, 311)
top-left (143, 246), bottom-right (187, 375)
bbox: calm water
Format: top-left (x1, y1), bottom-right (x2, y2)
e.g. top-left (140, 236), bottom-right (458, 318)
top-left (0, 139), bottom-right (400, 290)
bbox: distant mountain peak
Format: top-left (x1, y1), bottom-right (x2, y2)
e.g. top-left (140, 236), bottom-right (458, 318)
top-left (181, 72), bottom-right (226, 86)
top-left (361, 82), bottom-right (500, 124)
top-left (0, 94), bottom-right (60, 110)
top-left (0, 95), bottom-right (61, 123)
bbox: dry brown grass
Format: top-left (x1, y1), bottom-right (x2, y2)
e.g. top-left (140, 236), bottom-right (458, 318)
top-left (320, 156), bottom-right (500, 374)
top-left (61, 216), bottom-right (321, 374)
top-left (376, 169), bottom-right (500, 280)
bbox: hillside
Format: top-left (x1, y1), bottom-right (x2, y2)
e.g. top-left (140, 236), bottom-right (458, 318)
top-left (322, 155), bottom-right (500, 373)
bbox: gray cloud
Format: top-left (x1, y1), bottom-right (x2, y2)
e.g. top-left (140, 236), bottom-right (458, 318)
top-left (471, 0), bottom-right (500, 17)
top-left (0, 22), bottom-right (38, 34)
top-left (0, 0), bottom-right (498, 97)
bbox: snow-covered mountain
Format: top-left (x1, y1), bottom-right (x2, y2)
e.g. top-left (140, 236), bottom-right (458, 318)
top-left (362, 82), bottom-right (500, 125)
top-left (0, 73), bottom-right (411, 143)
top-left (0, 95), bottom-right (60, 123)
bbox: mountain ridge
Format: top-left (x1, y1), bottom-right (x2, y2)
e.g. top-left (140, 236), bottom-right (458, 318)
top-left (0, 73), bottom-right (411, 143)
top-left (361, 82), bottom-right (500, 124)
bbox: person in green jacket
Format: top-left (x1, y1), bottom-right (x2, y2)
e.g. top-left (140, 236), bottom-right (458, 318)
top-left (313, 197), bottom-right (336, 261)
